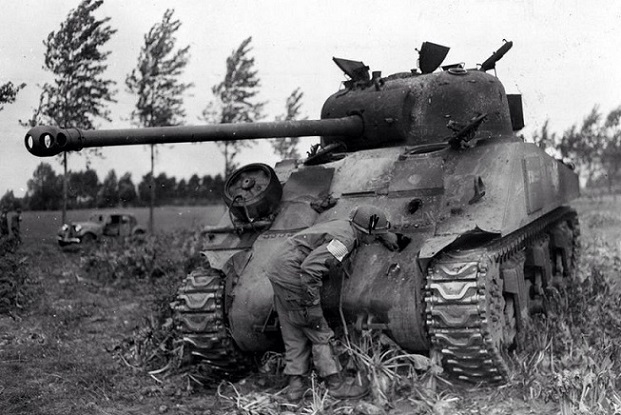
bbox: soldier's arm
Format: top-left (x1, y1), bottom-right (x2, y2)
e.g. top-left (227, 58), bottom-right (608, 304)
top-left (376, 231), bottom-right (399, 251)
top-left (299, 239), bottom-right (352, 305)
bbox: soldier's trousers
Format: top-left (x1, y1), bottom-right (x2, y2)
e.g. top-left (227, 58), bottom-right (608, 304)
top-left (274, 295), bottom-right (341, 377)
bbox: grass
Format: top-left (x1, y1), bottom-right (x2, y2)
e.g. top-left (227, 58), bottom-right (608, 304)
top-left (1, 216), bottom-right (222, 415)
top-left (2, 196), bottom-right (621, 414)
top-left (20, 204), bottom-right (225, 245)
top-left (506, 234), bottom-right (621, 414)
top-left (209, 196), bottom-right (621, 414)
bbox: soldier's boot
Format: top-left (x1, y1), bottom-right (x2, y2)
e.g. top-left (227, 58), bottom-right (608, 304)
top-left (326, 373), bottom-right (368, 400)
top-left (286, 375), bottom-right (307, 401)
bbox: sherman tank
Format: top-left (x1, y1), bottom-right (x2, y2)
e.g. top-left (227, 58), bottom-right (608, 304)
top-left (25, 40), bottom-right (580, 383)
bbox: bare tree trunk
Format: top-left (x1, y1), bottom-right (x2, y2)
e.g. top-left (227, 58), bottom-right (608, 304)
top-left (62, 152), bottom-right (68, 224)
top-left (149, 144), bottom-right (155, 233)
top-left (224, 142), bottom-right (230, 178)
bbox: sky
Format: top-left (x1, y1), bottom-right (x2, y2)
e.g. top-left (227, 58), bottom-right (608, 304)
top-left (1, 0), bottom-right (621, 198)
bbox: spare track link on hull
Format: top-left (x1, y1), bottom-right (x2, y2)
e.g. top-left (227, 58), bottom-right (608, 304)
top-left (172, 267), bottom-right (253, 383)
top-left (425, 207), bottom-right (579, 383)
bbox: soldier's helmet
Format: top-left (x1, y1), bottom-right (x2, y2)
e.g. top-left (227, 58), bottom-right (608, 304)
top-left (349, 205), bottom-right (391, 235)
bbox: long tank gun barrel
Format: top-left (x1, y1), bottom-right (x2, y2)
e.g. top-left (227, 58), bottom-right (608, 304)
top-left (25, 115), bottom-right (363, 157)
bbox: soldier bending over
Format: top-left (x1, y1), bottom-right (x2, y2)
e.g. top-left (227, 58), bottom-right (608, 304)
top-left (266, 205), bottom-right (399, 401)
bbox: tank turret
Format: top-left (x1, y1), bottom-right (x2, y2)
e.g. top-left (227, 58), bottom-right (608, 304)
top-left (26, 42), bottom-right (520, 157)
top-left (24, 41), bottom-right (581, 384)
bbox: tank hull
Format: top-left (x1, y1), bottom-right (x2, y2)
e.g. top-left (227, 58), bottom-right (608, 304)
top-left (27, 40), bottom-right (582, 382)
top-left (201, 138), bottom-right (579, 358)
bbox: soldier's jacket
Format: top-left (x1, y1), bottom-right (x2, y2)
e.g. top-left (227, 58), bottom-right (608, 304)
top-left (266, 219), bottom-right (357, 310)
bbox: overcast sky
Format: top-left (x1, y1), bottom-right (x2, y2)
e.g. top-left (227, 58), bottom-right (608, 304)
top-left (1, 0), bottom-right (621, 199)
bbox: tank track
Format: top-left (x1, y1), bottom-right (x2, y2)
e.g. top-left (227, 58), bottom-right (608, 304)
top-left (425, 207), bottom-right (580, 383)
top-left (172, 267), bottom-right (254, 383)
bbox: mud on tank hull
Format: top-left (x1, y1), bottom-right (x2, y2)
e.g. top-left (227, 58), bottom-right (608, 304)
top-left (173, 137), bottom-right (580, 382)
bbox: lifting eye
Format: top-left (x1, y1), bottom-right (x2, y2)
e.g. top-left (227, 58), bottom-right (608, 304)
top-left (408, 198), bottom-right (423, 214)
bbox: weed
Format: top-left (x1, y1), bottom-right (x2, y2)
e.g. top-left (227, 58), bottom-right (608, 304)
top-left (300, 373), bottom-right (336, 415)
top-left (217, 381), bottom-right (282, 415)
top-left (80, 229), bottom-right (205, 285)
top-left (583, 210), bottom-right (621, 229)
top-left (0, 242), bottom-right (28, 316)
top-left (511, 238), bottom-right (621, 414)
top-left (341, 330), bottom-right (440, 409)
top-left (407, 390), bottom-right (460, 415)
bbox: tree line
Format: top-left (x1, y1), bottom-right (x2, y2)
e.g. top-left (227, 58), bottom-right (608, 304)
top-left (3, 0), bottom-right (620, 217)
top-left (1, 0), bottom-right (304, 229)
top-left (0, 162), bottom-right (225, 212)
top-left (532, 105), bottom-right (621, 193)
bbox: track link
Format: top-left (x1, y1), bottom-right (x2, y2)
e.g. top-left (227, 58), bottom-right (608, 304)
top-left (172, 267), bottom-right (253, 383)
top-left (425, 208), bottom-right (580, 383)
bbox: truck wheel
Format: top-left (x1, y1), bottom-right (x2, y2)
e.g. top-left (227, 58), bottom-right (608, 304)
top-left (80, 233), bottom-right (96, 246)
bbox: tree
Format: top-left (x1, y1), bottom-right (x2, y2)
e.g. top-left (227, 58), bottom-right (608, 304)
top-left (154, 173), bottom-right (176, 204)
top-left (200, 174), bottom-right (224, 202)
top-left (118, 173), bottom-right (138, 206)
top-left (26, 163), bottom-right (63, 211)
top-left (126, 8), bottom-right (192, 231)
top-left (202, 37), bottom-right (266, 177)
top-left (186, 174), bottom-right (202, 203)
top-left (27, 0), bottom-right (116, 223)
top-left (0, 191), bottom-right (19, 211)
top-left (531, 119), bottom-right (557, 154)
top-left (97, 170), bottom-right (119, 208)
top-left (599, 106), bottom-right (621, 193)
top-left (552, 105), bottom-right (621, 193)
top-left (68, 169), bottom-right (100, 208)
top-left (558, 106), bottom-right (603, 183)
top-left (271, 88), bottom-right (305, 159)
top-left (0, 80), bottom-right (25, 111)
top-left (138, 173), bottom-right (153, 206)
top-left (176, 179), bottom-right (188, 201)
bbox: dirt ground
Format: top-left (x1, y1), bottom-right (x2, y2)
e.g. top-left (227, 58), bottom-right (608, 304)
top-left (0, 242), bottom-right (213, 414)
top-left (1, 197), bottom-right (620, 414)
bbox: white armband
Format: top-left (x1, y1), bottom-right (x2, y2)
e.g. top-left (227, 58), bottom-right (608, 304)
top-left (326, 239), bottom-right (349, 262)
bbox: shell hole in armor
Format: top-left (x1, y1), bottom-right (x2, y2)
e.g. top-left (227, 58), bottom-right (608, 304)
top-left (223, 163), bottom-right (283, 222)
top-left (408, 198), bottom-right (423, 214)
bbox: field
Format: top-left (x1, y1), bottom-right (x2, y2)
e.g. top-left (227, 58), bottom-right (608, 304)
top-left (1, 198), bottom-right (621, 415)
top-left (21, 205), bottom-right (226, 244)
